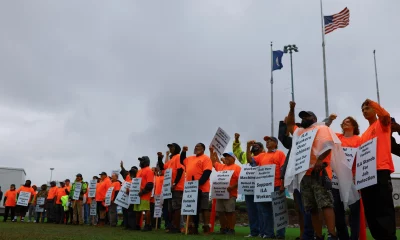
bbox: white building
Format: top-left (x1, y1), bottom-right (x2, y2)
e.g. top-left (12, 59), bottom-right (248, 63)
top-left (0, 167), bottom-right (26, 215)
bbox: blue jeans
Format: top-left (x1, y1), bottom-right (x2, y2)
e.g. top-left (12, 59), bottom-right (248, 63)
top-left (257, 187), bottom-right (285, 238)
top-left (245, 194), bottom-right (260, 236)
top-left (84, 203), bottom-right (89, 224)
top-left (294, 189), bottom-right (314, 240)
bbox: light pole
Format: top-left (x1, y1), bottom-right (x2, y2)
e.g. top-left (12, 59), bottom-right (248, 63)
top-left (283, 44), bottom-right (299, 102)
top-left (50, 168), bottom-right (55, 182)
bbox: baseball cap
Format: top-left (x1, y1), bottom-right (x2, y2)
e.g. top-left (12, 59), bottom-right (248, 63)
top-left (65, 179), bottom-right (70, 182)
top-left (222, 152), bottom-right (236, 159)
top-left (76, 173), bottom-right (82, 177)
top-left (264, 136), bottom-right (278, 143)
top-left (299, 111), bottom-right (317, 121)
top-left (138, 156), bottom-right (150, 162)
top-left (99, 172), bottom-right (107, 176)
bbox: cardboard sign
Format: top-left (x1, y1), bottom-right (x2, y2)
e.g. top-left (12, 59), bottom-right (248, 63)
top-left (254, 165), bottom-right (275, 202)
top-left (115, 191), bottom-right (129, 209)
top-left (209, 127), bottom-right (231, 156)
top-left (90, 201), bottom-right (97, 216)
top-left (293, 129), bottom-right (318, 174)
top-left (154, 194), bottom-right (162, 207)
top-left (17, 192), bottom-right (31, 206)
top-left (211, 170), bottom-right (234, 199)
top-left (88, 180), bottom-right (97, 198)
top-left (129, 178), bottom-right (141, 205)
top-left (105, 187), bottom-right (114, 206)
top-left (73, 182), bottom-right (82, 200)
top-left (343, 147), bottom-right (357, 169)
top-left (272, 191), bottom-right (289, 230)
top-left (356, 138), bottom-right (377, 190)
top-left (35, 205), bottom-right (44, 212)
top-left (154, 206), bottom-right (162, 218)
top-left (181, 180), bottom-right (199, 215)
top-left (238, 166), bottom-right (257, 195)
top-left (162, 169), bottom-right (172, 199)
top-left (36, 197), bottom-right (45, 206)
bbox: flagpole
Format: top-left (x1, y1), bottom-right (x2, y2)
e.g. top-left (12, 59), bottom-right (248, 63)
top-left (373, 50), bottom-right (381, 104)
top-left (270, 41), bottom-right (274, 136)
top-left (320, 0), bottom-right (329, 118)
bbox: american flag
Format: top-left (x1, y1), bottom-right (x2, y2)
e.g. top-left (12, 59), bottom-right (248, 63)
top-left (324, 7), bottom-right (350, 35)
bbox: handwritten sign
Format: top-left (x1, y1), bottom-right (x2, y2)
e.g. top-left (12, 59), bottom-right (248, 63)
top-left (162, 169), bottom-right (172, 199)
top-left (17, 192), bottom-right (31, 206)
top-left (254, 165), bottom-right (275, 202)
top-left (154, 194), bottom-right (162, 207)
top-left (90, 201), bottom-right (97, 216)
top-left (129, 178), bottom-right (141, 205)
top-left (272, 191), bottom-right (289, 230)
top-left (105, 187), bottom-right (114, 206)
top-left (154, 206), bottom-right (162, 218)
top-left (35, 205), bottom-right (44, 212)
top-left (115, 191), bottom-right (129, 209)
top-left (209, 127), bottom-right (231, 156)
top-left (343, 147), bottom-right (357, 169)
top-left (211, 170), bottom-right (234, 199)
top-left (73, 182), bottom-right (82, 200)
top-left (332, 171), bottom-right (339, 189)
top-left (356, 138), bottom-right (377, 190)
top-left (37, 197), bottom-right (45, 206)
top-left (294, 129), bottom-right (318, 174)
top-left (181, 180), bottom-right (199, 215)
top-left (238, 166), bottom-right (257, 195)
top-left (88, 180), bottom-right (97, 198)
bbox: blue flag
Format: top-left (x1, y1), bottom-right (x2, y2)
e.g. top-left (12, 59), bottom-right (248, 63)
top-left (272, 50), bottom-right (284, 71)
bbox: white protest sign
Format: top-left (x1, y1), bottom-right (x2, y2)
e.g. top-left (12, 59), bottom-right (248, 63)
top-left (35, 205), bottom-right (44, 212)
top-left (162, 169), bottom-right (172, 199)
top-left (36, 197), bottom-right (45, 206)
top-left (17, 192), bottom-right (31, 206)
top-left (129, 178), bottom-right (141, 205)
top-left (154, 206), bottom-right (162, 218)
top-left (209, 127), bottom-right (231, 156)
top-left (332, 171), bottom-right (339, 189)
top-left (343, 147), bottom-right (357, 169)
top-left (115, 191), bottom-right (129, 209)
top-left (90, 201), bottom-right (97, 216)
top-left (238, 166), bottom-right (257, 195)
top-left (105, 187), bottom-right (114, 206)
top-left (181, 180), bottom-right (199, 215)
top-left (211, 170), bottom-right (234, 199)
top-left (272, 191), bottom-right (289, 230)
top-left (154, 194), bottom-right (162, 207)
top-left (121, 181), bottom-right (131, 192)
top-left (88, 180), bottom-right (97, 198)
top-left (356, 138), bottom-right (377, 190)
top-left (294, 129), bottom-right (318, 174)
top-left (73, 182), bottom-right (82, 200)
top-left (254, 165), bottom-right (275, 202)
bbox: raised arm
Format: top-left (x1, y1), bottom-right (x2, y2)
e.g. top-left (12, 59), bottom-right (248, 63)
top-left (209, 147), bottom-right (221, 168)
top-left (367, 99), bottom-right (391, 128)
top-left (180, 146), bottom-right (188, 165)
top-left (322, 114), bottom-right (337, 127)
top-left (233, 133), bottom-right (247, 164)
top-left (246, 140), bottom-right (256, 164)
top-left (157, 152), bottom-right (165, 170)
top-left (287, 101), bottom-right (296, 134)
top-left (120, 160), bottom-right (128, 179)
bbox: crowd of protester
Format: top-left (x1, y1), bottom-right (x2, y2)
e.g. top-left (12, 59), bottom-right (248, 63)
top-left (1, 99), bottom-right (398, 240)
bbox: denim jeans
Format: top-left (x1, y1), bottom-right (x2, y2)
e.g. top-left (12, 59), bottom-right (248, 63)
top-left (257, 187), bottom-right (285, 238)
top-left (294, 189), bottom-right (314, 240)
top-left (84, 203), bottom-right (89, 224)
top-left (332, 189), bottom-right (360, 240)
top-left (245, 194), bottom-right (260, 236)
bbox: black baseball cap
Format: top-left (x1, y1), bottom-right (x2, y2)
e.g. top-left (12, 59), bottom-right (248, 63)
top-left (138, 156), bottom-right (150, 162)
top-left (76, 173), bottom-right (82, 177)
top-left (299, 111), bottom-right (317, 121)
top-left (99, 172), bottom-right (107, 176)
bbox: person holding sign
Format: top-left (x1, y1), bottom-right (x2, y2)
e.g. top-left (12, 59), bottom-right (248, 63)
top-left (15, 180), bottom-right (36, 222)
top-left (69, 173), bottom-right (88, 225)
top-left (245, 136), bottom-right (286, 239)
top-left (46, 181), bottom-right (57, 223)
top-left (55, 182), bottom-right (68, 224)
top-left (35, 184), bottom-right (48, 223)
top-left (135, 156), bottom-right (155, 231)
top-left (151, 167), bottom-right (163, 229)
top-left (64, 179), bottom-right (73, 224)
top-left (180, 143), bottom-right (213, 235)
top-left (326, 115), bottom-right (363, 240)
top-left (119, 162), bottom-right (138, 229)
top-left (96, 172), bottom-right (112, 226)
top-left (360, 99), bottom-right (396, 239)
top-left (109, 173), bottom-right (121, 227)
top-left (27, 185), bottom-right (37, 222)
top-left (284, 102), bottom-right (337, 240)
top-left (159, 143), bottom-right (185, 234)
top-left (233, 133), bottom-right (264, 238)
top-left (210, 147), bottom-right (241, 235)
top-left (3, 184), bottom-right (17, 222)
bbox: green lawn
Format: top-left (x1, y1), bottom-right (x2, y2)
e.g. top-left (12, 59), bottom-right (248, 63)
top-left (0, 217), bottom-right (398, 240)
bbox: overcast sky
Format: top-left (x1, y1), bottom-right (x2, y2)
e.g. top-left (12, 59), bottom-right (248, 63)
top-left (0, 0), bottom-right (399, 185)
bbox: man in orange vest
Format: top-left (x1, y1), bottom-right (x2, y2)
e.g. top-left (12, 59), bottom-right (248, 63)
top-left (46, 181), bottom-right (57, 223)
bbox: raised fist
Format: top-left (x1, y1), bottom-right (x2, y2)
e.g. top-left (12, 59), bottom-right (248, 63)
top-left (182, 146), bottom-right (188, 152)
top-left (234, 133), bottom-right (240, 140)
top-left (290, 101), bottom-right (296, 109)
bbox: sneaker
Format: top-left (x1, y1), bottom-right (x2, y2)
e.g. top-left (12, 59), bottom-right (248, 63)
top-left (314, 234), bottom-right (325, 240)
top-left (327, 233), bottom-right (338, 240)
top-left (262, 236), bottom-right (275, 239)
top-left (20, 219), bottom-right (24, 222)
top-left (26, 220), bottom-right (30, 223)
top-left (11, 219), bottom-right (16, 222)
top-left (244, 234), bottom-right (258, 238)
top-left (33, 220), bottom-right (37, 223)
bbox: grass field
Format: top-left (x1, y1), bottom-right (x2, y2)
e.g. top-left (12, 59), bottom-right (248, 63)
top-left (0, 217), bottom-right (398, 240)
